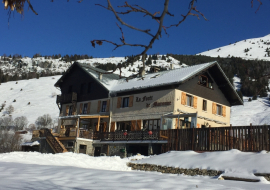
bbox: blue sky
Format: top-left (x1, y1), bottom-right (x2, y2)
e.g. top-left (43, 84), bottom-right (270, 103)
top-left (0, 0), bottom-right (270, 58)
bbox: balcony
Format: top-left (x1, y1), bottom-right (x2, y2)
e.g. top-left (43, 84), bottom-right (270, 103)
top-left (56, 92), bottom-right (77, 104)
top-left (93, 130), bottom-right (168, 141)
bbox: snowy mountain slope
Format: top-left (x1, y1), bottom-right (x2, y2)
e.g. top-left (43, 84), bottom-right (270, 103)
top-left (0, 76), bottom-right (61, 125)
top-left (0, 55), bottom-right (182, 77)
top-left (230, 76), bottom-right (270, 125)
top-left (198, 34), bottom-right (270, 61)
top-left (75, 55), bottom-right (182, 77)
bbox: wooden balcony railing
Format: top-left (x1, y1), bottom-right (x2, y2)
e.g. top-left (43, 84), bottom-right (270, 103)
top-left (93, 130), bottom-right (168, 141)
top-left (56, 92), bottom-right (77, 104)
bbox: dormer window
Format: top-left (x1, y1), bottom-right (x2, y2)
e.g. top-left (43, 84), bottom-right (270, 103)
top-left (198, 75), bottom-right (213, 89)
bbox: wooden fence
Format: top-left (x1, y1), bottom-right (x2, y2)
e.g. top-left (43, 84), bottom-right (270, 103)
top-left (164, 125), bottom-right (270, 152)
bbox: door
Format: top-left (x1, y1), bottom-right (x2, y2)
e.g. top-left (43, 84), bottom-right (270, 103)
top-left (94, 147), bottom-right (101, 156)
top-left (79, 145), bottom-right (87, 154)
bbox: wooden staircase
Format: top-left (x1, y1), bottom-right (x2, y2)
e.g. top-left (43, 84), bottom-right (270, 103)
top-left (43, 128), bottom-right (68, 153)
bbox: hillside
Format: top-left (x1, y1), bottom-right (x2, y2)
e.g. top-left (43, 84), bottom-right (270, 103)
top-left (0, 76), bottom-right (61, 125)
top-left (198, 34), bottom-right (270, 61)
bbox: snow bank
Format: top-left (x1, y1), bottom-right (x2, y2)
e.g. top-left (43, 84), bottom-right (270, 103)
top-left (0, 152), bottom-right (130, 171)
top-left (133, 150), bottom-right (270, 175)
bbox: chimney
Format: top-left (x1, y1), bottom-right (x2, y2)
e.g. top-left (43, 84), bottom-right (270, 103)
top-left (99, 73), bottom-right (103, 80)
top-left (170, 64), bottom-right (174, 70)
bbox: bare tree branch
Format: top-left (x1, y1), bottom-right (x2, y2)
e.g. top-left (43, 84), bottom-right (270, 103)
top-left (96, 1), bottom-right (155, 37)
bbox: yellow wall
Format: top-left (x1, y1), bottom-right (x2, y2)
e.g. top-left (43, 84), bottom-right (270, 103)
top-left (174, 89), bottom-right (230, 128)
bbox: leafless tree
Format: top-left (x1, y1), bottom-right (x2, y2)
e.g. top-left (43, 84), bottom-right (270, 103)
top-left (0, 129), bottom-right (22, 153)
top-left (35, 114), bottom-right (53, 129)
top-left (0, 116), bottom-right (13, 130)
top-left (26, 123), bottom-right (36, 132)
top-left (13, 116), bottom-right (28, 131)
top-left (5, 105), bottom-right (14, 115)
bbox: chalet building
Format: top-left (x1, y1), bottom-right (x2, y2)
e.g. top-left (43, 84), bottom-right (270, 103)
top-left (31, 61), bottom-right (243, 157)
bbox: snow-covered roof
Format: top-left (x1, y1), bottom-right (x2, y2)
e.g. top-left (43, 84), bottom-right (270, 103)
top-left (77, 61), bottom-right (216, 92)
top-left (56, 61), bottom-right (243, 105)
top-left (110, 62), bottom-right (216, 92)
top-left (21, 141), bottom-right (40, 147)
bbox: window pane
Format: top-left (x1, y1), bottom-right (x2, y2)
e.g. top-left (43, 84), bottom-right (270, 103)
top-left (83, 104), bottom-right (88, 114)
top-left (101, 101), bottom-right (107, 112)
top-left (149, 120), bottom-right (153, 130)
top-left (153, 120), bottom-right (157, 130)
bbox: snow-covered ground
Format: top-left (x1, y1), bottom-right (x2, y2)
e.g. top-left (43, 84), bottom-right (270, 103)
top-left (230, 76), bottom-right (270, 125)
top-left (0, 151), bottom-right (269, 189)
top-left (0, 75), bottom-right (61, 125)
top-left (198, 34), bottom-right (270, 61)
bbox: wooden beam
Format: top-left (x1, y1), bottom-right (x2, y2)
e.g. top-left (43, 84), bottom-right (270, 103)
top-left (79, 115), bottom-right (109, 119)
top-left (97, 116), bottom-right (100, 131)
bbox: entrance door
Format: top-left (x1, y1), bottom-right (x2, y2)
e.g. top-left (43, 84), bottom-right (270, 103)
top-left (94, 147), bottom-right (101, 156)
top-left (79, 145), bottom-right (87, 154)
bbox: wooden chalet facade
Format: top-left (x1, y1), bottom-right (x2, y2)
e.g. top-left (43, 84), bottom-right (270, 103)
top-left (31, 61), bottom-right (243, 157)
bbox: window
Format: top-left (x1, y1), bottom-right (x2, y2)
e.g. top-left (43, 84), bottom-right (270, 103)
top-left (143, 119), bottom-right (160, 130)
top-left (80, 83), bottom-right (86, 94)
top-left (67, 141), bottom-right (74, 147)
top-left (68, 105), bottom-right (73, 115)
top-left (68, 85), bottom-right (73, 93)
top-left (116, 121), bottom-right (131, 131)
top-left (186, 95), bottom-right (193, 107)
top-left (87, 82), bottom-right (92, 93)
top-left (82, 103), bottom-right (88, 114)
top-left (101, 101), bottom-right (107, 112)
top-left (198, 75), bottom-right (213, 89)
top-left (216, 104), bottom-right (222, 116)
top-left (122, 97), bottom-right (129, 108)
top-left (202, 100), bottom-right (207, 111)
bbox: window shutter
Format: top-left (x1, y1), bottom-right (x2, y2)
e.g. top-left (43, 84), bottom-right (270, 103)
top-left (79, 103), bottom-right (83, 114)
top-left (181, 92), bottom-right (186, 105)
top-left (87, 102), bottom-right (91, 114)
top-left (129, 96), bottom-right (134, 107)
top-left (193, 96), bottom-right (197, 109)
top-left (103, 122), bottom-right (107, 132)
top-left (65, 105), bottom-right (69, 116)
top-left (131, 120), bottom-right (136, 131)
top-left (136, 120), bottom-right (141, 131)
top-left (117, 97), bottom-right (122, 108)
top-left (106, 99), bottom-right (110, 112)
top-left (212, 103), bottom-right (216, 114)
top-left (97, 101), bottom-right (101, 113)
top-left (72, 105), bottom-right (76, 115)
top-left (222, 106), bottom-right (226, 117)
top-left (110, 122), bottom-right (115, 132)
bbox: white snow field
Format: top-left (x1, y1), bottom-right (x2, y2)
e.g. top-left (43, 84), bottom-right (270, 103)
top-left (0, 75), bottom-right (61, 125)
top-left (198, 34), bottom-right (270, 61)
top-left (0, 151), bottom-right (269, 190)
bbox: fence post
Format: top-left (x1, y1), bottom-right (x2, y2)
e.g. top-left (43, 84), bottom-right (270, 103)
top-left (192, 128), bottom-right (195, 150)
top-left (250, 123), bottom-right (252, 151)
top-left (229, 124), bottom-right (232, 150)
top-left (208, 125), bottom-right (211, 150)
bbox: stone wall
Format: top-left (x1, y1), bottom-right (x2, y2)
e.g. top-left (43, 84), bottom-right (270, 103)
top-left (127, 163), bottom-right (223, 176)
top-left (127, 163), bottom-right (270, 181)
top-left (108, 144), bottom-right (126, 158)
